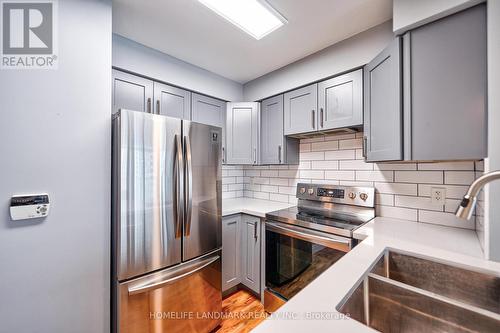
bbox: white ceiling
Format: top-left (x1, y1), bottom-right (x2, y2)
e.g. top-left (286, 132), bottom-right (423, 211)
top-left (113, 0), bottom-right (392, 84)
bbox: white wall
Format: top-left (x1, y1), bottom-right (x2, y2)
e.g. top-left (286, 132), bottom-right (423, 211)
top-left (0, 1), bottom-right (111, 332)
top-left (113, 34), bottom-right (243, 101)
top-left (487, 0), bottom-right (500, 261)
top-left (393, 0), bottom-right (484, 33)
top-left (242, 21), bottom-right (393, 102)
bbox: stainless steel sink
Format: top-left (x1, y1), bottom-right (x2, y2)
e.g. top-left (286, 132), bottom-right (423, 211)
top-left (337, 249), bottom-right (500, 332)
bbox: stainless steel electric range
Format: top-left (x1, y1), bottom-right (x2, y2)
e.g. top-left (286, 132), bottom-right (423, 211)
top-left (264, 183), bottom-right (375, 312)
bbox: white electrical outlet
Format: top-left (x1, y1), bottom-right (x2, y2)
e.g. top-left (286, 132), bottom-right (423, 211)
top-left (431, 187), bottom-right (446, 205)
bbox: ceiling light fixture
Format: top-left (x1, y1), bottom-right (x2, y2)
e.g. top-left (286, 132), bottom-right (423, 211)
top-left (198, 0), bottom-right (287, 40)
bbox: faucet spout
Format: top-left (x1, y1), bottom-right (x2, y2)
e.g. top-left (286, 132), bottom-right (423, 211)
top-left (455, 170), bottom-right (500, 220)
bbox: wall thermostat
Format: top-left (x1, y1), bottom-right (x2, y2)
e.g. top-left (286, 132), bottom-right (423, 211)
top-left (10, 194), bottom-right (50, 221)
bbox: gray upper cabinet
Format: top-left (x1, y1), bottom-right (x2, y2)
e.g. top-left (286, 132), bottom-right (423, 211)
top-left (222, 215), bottom-right (241, 292)
top-left (284, 84), bottom-right (318, 135)
top-left (405, 4), bottom-right (486, 161)
top-left (364, 38), bottom-right (403, 162)
top-left (153, 82), bottom-right (191, 119)
top-left (240, 215), bottom-right (260, 294)
top-left (191, 93), bottom-right (226, 128)
top-left (364, 4), bottom-right (486, 162)
top-left (112, 69), bottom-right (153, 114)
top-left (226, 102), bottom-right (260, 165)
top-left (318, 69), bottom-right (363, 130)
top-left (261, 95), bottom-right (299, 165)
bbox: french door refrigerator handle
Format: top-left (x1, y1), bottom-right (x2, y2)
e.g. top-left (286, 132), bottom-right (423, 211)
top-left (127, 254), bottom-right (220, 295)
top-left (184, 135), bottom-right (193, 237)
top-left (174, 135), bottom-right (184, 238)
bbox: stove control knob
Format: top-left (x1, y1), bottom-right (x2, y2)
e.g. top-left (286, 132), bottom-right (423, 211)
top-left (348, 192), bottom-right (356, 200)
top-left (360, 193), bottom-right (368, 201)
top-left (299, 187), bottom-right (306, 194)
top-left (307, 188), bottom-right (314, 195)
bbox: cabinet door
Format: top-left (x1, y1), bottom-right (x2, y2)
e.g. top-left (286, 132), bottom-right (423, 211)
top-left (226, 102), bottom-right (260, 165)
top-left (318, 70), bottom-right (362, 130)
top-left (364, 38), bottom-right (403, 162)
top-left (407, 4), bottom-right (486, 160)
top-left (261, 95), bottom-right (284, 164)
top-left (153, 82), bottom-right (191, 119)
top-left (241, 215), bottom-right (260, 294)
top-left (283, 84), bottom-right (318, 135)
top-left (112, 69), bottom-right (153, 114)
top-left (191, 93), bottom-right (226, 128)
top-left (222, 215), bottom-right (241, 292)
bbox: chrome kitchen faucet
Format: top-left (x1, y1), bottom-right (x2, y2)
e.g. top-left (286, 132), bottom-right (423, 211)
top-left (455, 171), bottom-right (500, 220)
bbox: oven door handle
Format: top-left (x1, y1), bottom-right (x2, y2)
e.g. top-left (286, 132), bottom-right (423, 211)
top-left (266, 221), bottom-right (352, 252)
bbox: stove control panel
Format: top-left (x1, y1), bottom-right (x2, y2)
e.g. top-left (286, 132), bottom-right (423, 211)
top-left (296, 183), bottom-right (375, 207)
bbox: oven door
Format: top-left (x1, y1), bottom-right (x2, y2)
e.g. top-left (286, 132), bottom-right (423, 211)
top-left (265, 221), bottom-right (352, 309)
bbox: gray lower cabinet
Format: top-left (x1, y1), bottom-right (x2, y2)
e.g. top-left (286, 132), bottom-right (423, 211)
top-left (284, 84), bottom-right (318, 135)
top-left (260, 95), bottom-right (299, 165)
top-left (112, 69), bottom-right (153, 114)
top-left (222, 215), bottom-right (241, 291)
top-left (318, 69), bottom-right (363, 130)
top-left (240, 215), bottom-right (261, 294)
top-left (364, 4), bottom-right (486, 162)
top-left (364, 38), bottom-right (403, 162)
top-left (153, 82), bottom-right (191, 119)
top-left (226, 102), bottom-right (260, 165)
top-left (222, 214), bottom-right (261, 294)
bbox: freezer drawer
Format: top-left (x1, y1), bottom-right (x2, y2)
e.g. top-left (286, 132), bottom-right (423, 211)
top-left (116, 250), bottom-right (222, 333)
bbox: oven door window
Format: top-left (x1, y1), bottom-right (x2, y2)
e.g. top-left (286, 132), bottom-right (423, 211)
top-left (266, 226), bottom-right (346, 301)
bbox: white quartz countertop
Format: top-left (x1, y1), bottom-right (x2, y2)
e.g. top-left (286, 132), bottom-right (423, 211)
top-left (254, 217), bottom-right (500, 332)
top-left (222, 198), bottom-right (294, 218)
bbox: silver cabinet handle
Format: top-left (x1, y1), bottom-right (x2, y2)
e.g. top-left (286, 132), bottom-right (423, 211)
top-left (278, 145), bottom-right (282, 164)
top-left (253, 148), bottom-right (257, 164)
top-left (173, 135), bottom-right (183, 238)
top-left (266, 221), bottom-right (351, 252)
top-left (320, 108), bottom-right (324, 128)
top-left (156, 100), bottom-right (160, 115)
top-left (311, 110), bottom-right (315, 129)
top-left (363, 136), bottom-right (367, 159)
top-left (222, 147), bottom-right (226, 164)
top-left (184, 135), bottom-right (193, 237)
top-left (128, 254), bottom-right (220, 295)
top-left (254, 221), bottom-right (258, 240)
top-left (147, 98), bottom-right (152, 113)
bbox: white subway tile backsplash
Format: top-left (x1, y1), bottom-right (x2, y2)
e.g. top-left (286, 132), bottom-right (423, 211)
top-left (325, 170), bottom-right (356, 181)
top-left (374, 182), bottom-right (418, 196)
top-left (339, 138), bottom-right (363, 149)
top-left (394, 195), bottom-right (443, 212)
top-left (299, 170), bottom-right (325, 179)
top-left (340, 160), bottom-right (374, 170)
top-left (300, 151), bottom-right (325, 160)
top-left (376, 205), bottom-right (418, 221)
top-left (418, 210), bottom-right (475, 229)
top-left (417, 161), bottom-right (475, 171)
top-left (311, 160), bottom-right (338, 170)
top-left (395, 171), bottom-right (443, 184)
top-left (356, 170), bottom-right (393, 182)
top-left (444, 171), bottom-right (475, 185)
top-left (325, 150), bottom-right (356, 160)
top-left (224, 132), bottom-right (480, 230)
top-left (311, 140), bottom-right (339, 151)
top-left (375, 163), bottom-right (417, 171)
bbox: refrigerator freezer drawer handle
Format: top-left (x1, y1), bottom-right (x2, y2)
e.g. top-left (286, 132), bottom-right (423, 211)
top-left (127, 255), bottom-right (220, 296)
top-left (184, 135), bottom-right (193, 237)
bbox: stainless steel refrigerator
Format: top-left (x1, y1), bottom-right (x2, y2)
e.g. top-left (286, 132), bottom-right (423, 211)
top-left (112, 109), bottom-right (222, 333)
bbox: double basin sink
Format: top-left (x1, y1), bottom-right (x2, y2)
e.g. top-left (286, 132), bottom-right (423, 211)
top-left (337, 249), bottom-right (500, 332)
